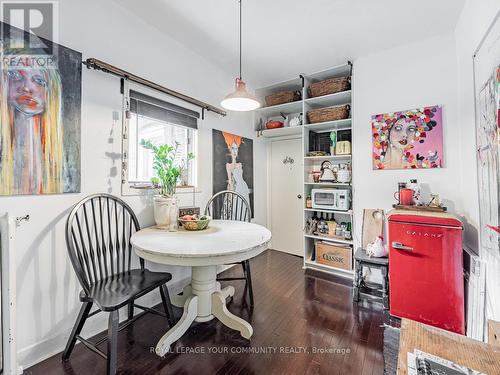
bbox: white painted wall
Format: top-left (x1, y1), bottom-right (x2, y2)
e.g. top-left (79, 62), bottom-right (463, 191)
top-left (5, 0), bottom-right (499, 369)
top-left (352, 33), bottom-right (461, 246)
top-left (454, 0), bottom-right (500, 327)
top-left (0, 0), bottom-right (263, 369)
top-left (352, 0), bottom-right (500, 333)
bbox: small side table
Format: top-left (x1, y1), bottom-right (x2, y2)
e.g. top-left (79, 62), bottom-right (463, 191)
top-left (353, 247), bottom-right (389, 309)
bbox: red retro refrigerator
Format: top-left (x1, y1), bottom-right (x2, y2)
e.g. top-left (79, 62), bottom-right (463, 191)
top-left (388, 210), bottom-right (465, 334)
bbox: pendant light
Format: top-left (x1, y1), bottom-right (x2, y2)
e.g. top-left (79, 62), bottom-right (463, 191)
top-left (221, 0), bottom-right (260, 111)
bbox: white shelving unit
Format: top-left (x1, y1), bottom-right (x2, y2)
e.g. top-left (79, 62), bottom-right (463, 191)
top-left (304, 90), bottom-right (352, 107)
top-left (304, 234), bottom-right (353, 245)
top-left (304, 154), bottom-right (351, 161)
top-left (257, 127), bottom-right (302, 138)
top-left (304, 208), bottom-right (353, 215)
top-left (256, 100), bottom-right (303, 117)
top-left (304, 182), bottom-right (351, 187)
top-left (304, 259), bottom-right (354, 276)
top-left (303, 119), bottom-right (352, 132)
top-left (255, 62), bottom-right (354, 279)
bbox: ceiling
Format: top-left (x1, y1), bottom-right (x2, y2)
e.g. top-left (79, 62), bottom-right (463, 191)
top-left (116, 0), bottom-right (465, 88)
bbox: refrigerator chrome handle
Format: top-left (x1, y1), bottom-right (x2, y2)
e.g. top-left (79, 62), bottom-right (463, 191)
top-left (392, 242), bottom-right (413, 251)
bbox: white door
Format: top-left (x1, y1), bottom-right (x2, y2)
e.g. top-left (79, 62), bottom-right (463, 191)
top-left (269, 138), bottom-right (303, 256)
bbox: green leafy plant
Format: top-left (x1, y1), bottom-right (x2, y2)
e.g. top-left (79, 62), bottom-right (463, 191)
top-left (140, 139), bottom-right (194, 197)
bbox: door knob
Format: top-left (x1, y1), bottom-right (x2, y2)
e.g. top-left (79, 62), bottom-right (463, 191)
top-left (297, 194), bottom-right (302, 199)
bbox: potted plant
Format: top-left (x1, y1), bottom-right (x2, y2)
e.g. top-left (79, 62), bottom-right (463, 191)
top-left (141, 139), bottom-right (194, 230)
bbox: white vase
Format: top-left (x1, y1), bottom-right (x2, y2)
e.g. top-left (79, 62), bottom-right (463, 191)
top-left (153, 195), bottom-right (178, 230)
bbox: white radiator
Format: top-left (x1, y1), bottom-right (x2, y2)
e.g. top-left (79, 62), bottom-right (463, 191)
top-left (464, 247), bottom-right (486, 340)
top-left (0, 213), bottom-right (27, 375)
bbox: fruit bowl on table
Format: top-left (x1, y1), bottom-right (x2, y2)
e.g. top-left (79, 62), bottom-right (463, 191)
top-left (179, 214), bottom-right (211, 231)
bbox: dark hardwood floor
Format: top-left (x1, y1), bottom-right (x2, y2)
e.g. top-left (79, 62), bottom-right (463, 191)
top-left (26, 250), bottom-right (391, 375)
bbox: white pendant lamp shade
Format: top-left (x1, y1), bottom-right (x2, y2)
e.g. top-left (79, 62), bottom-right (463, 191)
top-left (221, 78), bottom-right (260, 111)
top-left (221, 0), bottom-right (260, 112)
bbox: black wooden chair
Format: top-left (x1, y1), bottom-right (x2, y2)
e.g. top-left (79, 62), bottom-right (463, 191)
top-left (205, 190), bottom-right (254, 307)
top-left (62, 193), bottom-right (175, 375)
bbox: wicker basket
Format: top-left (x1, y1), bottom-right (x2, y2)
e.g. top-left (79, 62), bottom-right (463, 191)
top-left (265, 90), bottom-right (301, 107)
top-left (308, 76), bottom-right (351, 98)
top-left (307, 104), bottom-right (350, 124)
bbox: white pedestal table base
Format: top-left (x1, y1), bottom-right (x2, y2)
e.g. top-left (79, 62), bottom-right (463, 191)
top-left (156, 265), bottom-right (253, 356)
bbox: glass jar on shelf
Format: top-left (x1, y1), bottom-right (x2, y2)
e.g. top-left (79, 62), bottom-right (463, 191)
top-left (306, 195), bottom-right (312, 208)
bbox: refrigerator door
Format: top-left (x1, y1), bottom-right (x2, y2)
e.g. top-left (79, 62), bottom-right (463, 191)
top-left (389, 219), bottom-right (465, 334)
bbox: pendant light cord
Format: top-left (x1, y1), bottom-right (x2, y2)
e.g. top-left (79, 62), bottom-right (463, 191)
top-left (239, 0), bottom-right (242, 80)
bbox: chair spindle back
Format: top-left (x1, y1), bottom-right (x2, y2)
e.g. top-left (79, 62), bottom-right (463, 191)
top-left (205, 190), bottom-right (251, 223)
top-left (65, 194), bottom-right (141, 294)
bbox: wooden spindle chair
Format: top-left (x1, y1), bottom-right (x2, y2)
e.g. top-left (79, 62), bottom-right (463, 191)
top-left (62, 194), bottom-right (175, 375)
top-left (205, 190), bottom-right (254, 307)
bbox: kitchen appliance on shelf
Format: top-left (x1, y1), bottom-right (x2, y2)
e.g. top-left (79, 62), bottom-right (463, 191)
top-left (335, 140), bottom-right (351, 155)
top-left (319, 161), bottom-right (336, 182)
top-left (311, 189), bottom-right (350, 211)
top-left (388, 210), bottom-right (465, 334)
top-left (336, 164), bottom-right (351, 183)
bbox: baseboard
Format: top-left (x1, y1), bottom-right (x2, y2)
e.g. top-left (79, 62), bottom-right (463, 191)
top-left (18, 263), bottom-right (239, 371)
top-left (18, 275), bottom-right (192, 370)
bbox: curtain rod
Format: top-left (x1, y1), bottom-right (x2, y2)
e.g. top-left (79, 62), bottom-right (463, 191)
top-left (82, 58), bottom-right (227, 117)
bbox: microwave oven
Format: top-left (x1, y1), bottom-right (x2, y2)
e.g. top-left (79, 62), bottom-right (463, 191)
top-left (311, 189), bottom-right (350, 211)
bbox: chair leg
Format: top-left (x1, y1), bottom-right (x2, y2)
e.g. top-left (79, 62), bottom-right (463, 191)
top-left (381, 266), bottom-right (389, 310)
top-left (160, 284), bottom-right (175, 327)
top-left (62, 302), bottom-right (93, 361)
top-left (128, 301), bottom-right (134, 321)
top-left (243, 260), bottom-right (254, 307)
top-left (353, 260), bottom-right (361, 302)
top-left (107, 310), bottom-right (119, 375)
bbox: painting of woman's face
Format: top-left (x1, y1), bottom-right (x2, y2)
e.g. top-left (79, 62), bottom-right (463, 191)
top-left (0, 21), bottom-right (82, 196)
top-left (7, 68), bottom-right (47, 116)
top-left (389, 118), bottom-right (417, 150)
top-left (372, 105), bottom-right (443, 170)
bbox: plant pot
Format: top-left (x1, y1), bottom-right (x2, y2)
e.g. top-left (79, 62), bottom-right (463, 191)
top-left (153, 195), bottom-right (179, 231)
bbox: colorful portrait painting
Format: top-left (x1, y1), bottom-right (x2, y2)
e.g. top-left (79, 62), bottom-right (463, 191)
top-left (212, 129), bottom-right (254, 216)
top-left (0, 22), bottom-right (81, 195)
top-left (473, 8), bottom-right (500, 255)
top-left (372, 105), bottom-right (444, 170)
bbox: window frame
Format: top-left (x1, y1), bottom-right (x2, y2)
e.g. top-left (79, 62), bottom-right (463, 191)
top-left (121, 80), bottom-right (199, 196)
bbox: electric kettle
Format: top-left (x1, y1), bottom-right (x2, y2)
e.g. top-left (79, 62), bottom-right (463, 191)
top-left (336, 164), bottom-right (351, 183)
top-left (319, 161), bottom-right (336, 182)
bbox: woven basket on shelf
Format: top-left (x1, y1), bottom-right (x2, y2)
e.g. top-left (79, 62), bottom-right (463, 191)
top-left (265, 90), bottom-right (301, 107)
top-left (307, 104), bottom-right (350, 124)
top-left (308, 76), bottom-right (351, 98)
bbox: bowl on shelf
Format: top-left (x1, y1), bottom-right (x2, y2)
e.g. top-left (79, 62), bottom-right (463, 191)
top-left (179, 215), bottom-right (211, 231)
top-left (266, 120), bottom-right (284, 129)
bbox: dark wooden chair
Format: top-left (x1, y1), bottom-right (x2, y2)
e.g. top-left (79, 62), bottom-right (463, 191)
top-left (62, 193), bottom-right (175, 375)
top-left (205, 190), bottom-right (254, 307)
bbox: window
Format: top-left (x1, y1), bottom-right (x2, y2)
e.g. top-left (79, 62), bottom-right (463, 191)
top-left (122, 85), bottom-right (198, 195)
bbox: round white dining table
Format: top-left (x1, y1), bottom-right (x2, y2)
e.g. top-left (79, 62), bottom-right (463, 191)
top-left (130, 220), bottom-right (271, 356)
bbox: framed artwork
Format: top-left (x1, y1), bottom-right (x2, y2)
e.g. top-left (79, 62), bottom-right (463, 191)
top-left (372, 105), bottom-right (444, 170)
top-left (0, 22), bottom-right (81, 195)
top-left (212, 129), bottom-right (254, 216)
top-left (473, 10), bottom-right (500, 255)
